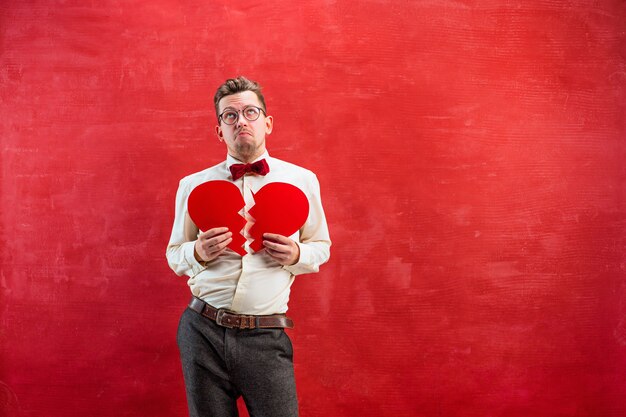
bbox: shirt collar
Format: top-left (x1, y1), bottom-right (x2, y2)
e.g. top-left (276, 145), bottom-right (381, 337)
top-left (226, 150), bottom-right (270, 170)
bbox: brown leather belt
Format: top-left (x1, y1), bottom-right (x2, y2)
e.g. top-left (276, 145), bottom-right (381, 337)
top-left (188, 297), bottom-right (294, 329)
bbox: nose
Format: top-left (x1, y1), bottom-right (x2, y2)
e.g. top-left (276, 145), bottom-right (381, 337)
top-left (235, 111), bottom-right (248, 127)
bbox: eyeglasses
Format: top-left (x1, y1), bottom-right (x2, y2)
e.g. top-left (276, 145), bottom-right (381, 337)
top-left (218, 106), bottom-right (266, 125)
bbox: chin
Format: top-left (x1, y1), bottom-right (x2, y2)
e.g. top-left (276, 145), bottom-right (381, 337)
top-left (236, 144), bottom-right (256, 156)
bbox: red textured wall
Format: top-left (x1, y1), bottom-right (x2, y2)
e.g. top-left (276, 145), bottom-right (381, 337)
top-left (1, 1), bottom-right (625, 416)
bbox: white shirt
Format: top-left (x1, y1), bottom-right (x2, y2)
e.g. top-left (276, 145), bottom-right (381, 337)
top-left (166, 151), bottom-right (331, 315)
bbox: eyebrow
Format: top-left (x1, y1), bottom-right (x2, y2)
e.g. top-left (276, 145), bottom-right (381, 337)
top-left (222, 105), bottom-right (256, 111)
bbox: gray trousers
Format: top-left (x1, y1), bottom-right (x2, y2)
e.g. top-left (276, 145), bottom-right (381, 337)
top-left (177, 307), bottom-right (299, 417)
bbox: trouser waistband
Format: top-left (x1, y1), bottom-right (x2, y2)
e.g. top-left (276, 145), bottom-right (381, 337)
top-left (188, 297), bottom-right (294, 329)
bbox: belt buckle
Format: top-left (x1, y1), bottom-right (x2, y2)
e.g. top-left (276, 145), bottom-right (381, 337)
top-left (215, 309), bottom-right (236, 328)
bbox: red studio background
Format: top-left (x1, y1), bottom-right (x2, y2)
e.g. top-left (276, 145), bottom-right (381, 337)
top-left (1, 1), bottom-right (625, 416)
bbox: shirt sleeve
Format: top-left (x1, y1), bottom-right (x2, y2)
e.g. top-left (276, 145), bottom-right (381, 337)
top-left (283, 173), bottom-right (331, 276)
top-left (165, 178), bottom-right (207, 277)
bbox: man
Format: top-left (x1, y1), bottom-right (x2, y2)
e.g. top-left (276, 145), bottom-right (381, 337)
top-left (166, 76), bottom-right (331, 417)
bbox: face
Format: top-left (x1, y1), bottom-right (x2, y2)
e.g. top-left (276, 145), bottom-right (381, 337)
top-left (215, 90), bottom-right (273, 163)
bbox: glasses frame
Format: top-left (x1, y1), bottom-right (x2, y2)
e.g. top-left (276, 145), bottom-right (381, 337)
top-left (218, 106), bottom-right (267, 125)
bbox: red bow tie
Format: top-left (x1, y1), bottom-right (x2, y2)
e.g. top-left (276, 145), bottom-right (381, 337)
top-left (229, 159), bottom-right (270, 181)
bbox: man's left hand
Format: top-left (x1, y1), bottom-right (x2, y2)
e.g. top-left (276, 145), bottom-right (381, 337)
top-left (263, 233), bottom-right (300, 266)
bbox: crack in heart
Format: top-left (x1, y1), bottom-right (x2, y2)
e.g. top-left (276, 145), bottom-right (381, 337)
top-left (188, 181), bottom-right (309, 256)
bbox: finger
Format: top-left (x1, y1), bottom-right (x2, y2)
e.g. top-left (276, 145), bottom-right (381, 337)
top-left (263, 233), bottom-right (289, 244)
top-left (200, 227), bottom-right (229, 239)
top-left (263, 240), bottom-right (289, 252)
top-left (206, 237), bottom-right (232, 254)
top-left (199, 235), bottom-right (230, 254)
top-left (214, 246), bottom-right (229, 257)
top-left (206, 232), bottom-right (232, 246)
top-left (265, 247), bottom-right (287, 260)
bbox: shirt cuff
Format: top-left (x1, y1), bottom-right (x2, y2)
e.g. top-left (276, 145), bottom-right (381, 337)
top-left (282, 241), bottom-right (312, 276)
top-left (183, 241), bottom-right (207, 276)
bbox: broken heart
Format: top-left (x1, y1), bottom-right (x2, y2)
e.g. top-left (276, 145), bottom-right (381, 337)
top-left (187, 181), bottom-right (309, 256)
top-left (187, 180), bottom-right (248, 256)
top-left (248, 183), bottom-right (309, 252)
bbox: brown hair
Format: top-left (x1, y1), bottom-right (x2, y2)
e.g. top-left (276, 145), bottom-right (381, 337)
top-left (213, 76), bottom-right (267, 119)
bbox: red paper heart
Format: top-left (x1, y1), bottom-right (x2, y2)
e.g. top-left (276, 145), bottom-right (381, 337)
top-left (248, 183), bottom-right (309, 252)
top-left (187, 181), bottom-right (309, 256)
top-left (187, 180), bottom-right (247, 256)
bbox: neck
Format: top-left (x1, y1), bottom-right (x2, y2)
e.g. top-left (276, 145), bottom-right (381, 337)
top-left (231, 150), bottom-right (266, 164)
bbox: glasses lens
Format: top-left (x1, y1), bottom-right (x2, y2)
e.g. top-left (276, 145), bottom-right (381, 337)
top-left (243, 107), bottom-right (260, 121)
top-left (221, 111), bottom-right (238, 125)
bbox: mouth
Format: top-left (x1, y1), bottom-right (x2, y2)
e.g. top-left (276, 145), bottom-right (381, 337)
top-left (237, 131), bottom-right (252, 138)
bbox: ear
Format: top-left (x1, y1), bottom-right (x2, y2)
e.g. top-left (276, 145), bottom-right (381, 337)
top-left (265, 115), bottom-right (273, 135)
top-left (215, 124), bottom-right (224, 142)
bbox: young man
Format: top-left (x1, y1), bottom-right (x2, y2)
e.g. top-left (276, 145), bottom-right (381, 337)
top-left (166, 76), bottom-right (331, 417)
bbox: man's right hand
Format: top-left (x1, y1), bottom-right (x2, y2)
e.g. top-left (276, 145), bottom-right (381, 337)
top-left (194, 227), bottom-right (232, 263)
